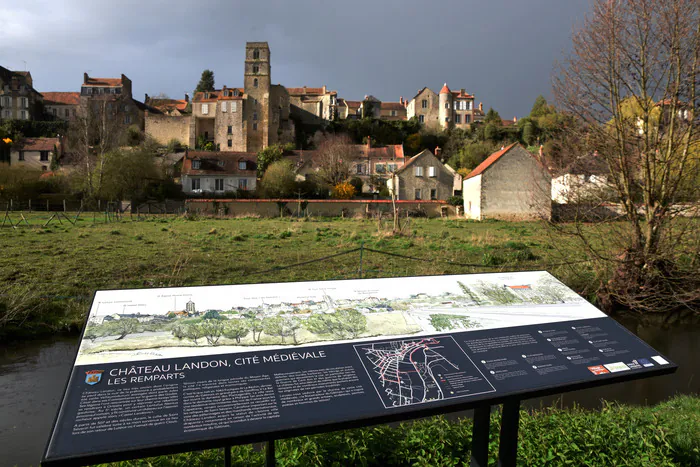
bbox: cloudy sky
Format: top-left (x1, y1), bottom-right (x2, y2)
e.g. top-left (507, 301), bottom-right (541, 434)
top-left (2, 0), bottom-right (590, 118)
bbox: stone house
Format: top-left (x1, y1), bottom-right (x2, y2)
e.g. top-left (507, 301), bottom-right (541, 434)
top-left (181, 150), bottom-right (258, 195)
top-left (353, 141), bottom-right (406, 193)
top-left (79, 73), bottom-right (145, 130)
top-left (42, 92), bottom-right (80, 121)
top-left (0, 66), bottom-right (43, 121)
top-left (287, 86), bottom-right (338, 124)
top-left (387, 149), bottom-right (457, 201)
top-left (463, 143), bottom-right (552, 220)
top-left (405, 84), bottom-right (477, 129)
top-left (337, 99), bottom-right (361, 119)
top-left (9, 137), bottom-right (62, 171)
top-left (379, 100), bottom-right (408, 121)
top-left (405, 87), bottom-right (439, 128)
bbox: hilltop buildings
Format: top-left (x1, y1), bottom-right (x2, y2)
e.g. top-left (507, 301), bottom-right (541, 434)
top-left (0, 66), bottom-right (43, 120)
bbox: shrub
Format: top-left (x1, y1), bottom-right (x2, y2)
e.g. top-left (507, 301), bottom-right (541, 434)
top-left (447, 195), bottom-right (463, 206)
top-left (331, 182), bottom-right (356, 200)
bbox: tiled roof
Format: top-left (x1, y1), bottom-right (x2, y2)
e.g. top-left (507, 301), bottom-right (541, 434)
top-left (182, 151), bottom-right (257, 176)
top-left (395, 149), bottom-right (434, 174)
top-left (149, 98), bottom-right (189, 112)
top-left (360, 144), bottom-right (405, 160)
top-left (17, 137), bottom-right (60, 152)
top-left (84, 77), bottom-right (122, 87)
top-left (451, 90), bottom-right (474, 99)
top-left (287, 87), bottom-right (333, 95)
top-left (42, 92), bottom-right (80, 105)
top-left (380, 102), bottom-right (406, 111)
top-left (465, 143), bottom-right (519, 179)
top-left (193, 89), bottom-right (244, 102)
top-left (439, 83), bottom-right (451, 94)
top-left (345, 101), bottom-right (361, 108)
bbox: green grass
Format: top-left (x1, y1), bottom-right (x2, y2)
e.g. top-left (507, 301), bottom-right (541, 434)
top-left (0, 214), bottom-right (604, 339)
top-left (100, 395), bottom-right (700, 466)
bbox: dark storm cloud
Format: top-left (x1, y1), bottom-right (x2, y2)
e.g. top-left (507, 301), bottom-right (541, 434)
top-left (1, 0), bottom-right (589, 117)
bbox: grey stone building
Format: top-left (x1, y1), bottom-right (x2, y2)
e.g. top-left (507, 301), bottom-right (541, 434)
top-left (0, 66), bottom-right (44, 121)
top-left (406, 84), bottom-right (477, 130)
top-left (463, 143), bottom-right (552, 220)
top-left (79, 73), bottom-right (145, 129)
top-left (387, 149), bottom-right (457, 201)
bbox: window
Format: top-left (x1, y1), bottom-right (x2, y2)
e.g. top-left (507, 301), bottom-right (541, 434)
top-left (428, 166), bottom-right (437, 177)
top-left (414, 166), bottom-right (424, 177)
top-left (40, 151), bottom-right (49, 162)
top-left (65, 108), bottom-right (70, 117)
top-left (391, 110), bottom-right (396, 116)
top-left (226, 125), bottom-right (232, 135)
top-left (221, 101), bottom-right (227, 112)
top-left (356, 163), bottom-right (363, 174)
top-left (238, 179), bottom-right (248, 191)
top-left (204, 92), bottom-right (209, 99)
top-left (18, 151), bottom-right (25, 161)
top-left (464, 114), bottom-right (471, 124)
top-left (2, 110), bottom-right (10, 118)
top-left (387, 163), bottom-right (397, 172)
top-left (191, 178), bottom-right (200, 190)
top-left (52, 108), bottom-right (57, 116)
top-left (455, 114), bottom-right (461, 124)
top-left (227, 139), bottom-right (232, 147)
top-left (217, 160), bottom-right (225, 167)
top-left (253, 122), bottom-right (258, 130)
top-left (253, 65), bottom-right (259, 74)
top-left (414, 189), bottom-right (422, 200)
top-left (124, 115), bottom-right (131, 124)
top-left (421, 99), bottom-right (427, 109)
top-left (419, 115), bottom-right (425, 123)
top-left (430, 188), bottom-right (437, 200)
top-left (42, 165), bottom-right (47, 171)
top-left (468, 101), bottom-right (473, 110)
top-left (124, 105), bottom-right (130, 112)
top-left (20, 97), bottom-right (28, 108)
top-left (215, 179), bottom-right (224, 191)
top-left (445, 102), bottom-right (449, 109)
top-left (253, 49), bottom-right (260, 59)
top-left (238, 161), bottom-right (246, 170)
top-left (233, 89), bottom-right (239, 97)
top-left (192, 159), bottom-right (201, 169)
top-left (202, 103), bottom-right (209, 115)
top-left (2, 96), bottom-right (11, 107)
top-left (375, 164), bottom-right (386, 174)
top-left (253, 112), bottom-right (257, 121)
top-left (231, 101), bottom-right (237, 112)
top-left (253, 78), bottom-right (258, 88)
top-left (445, 117), bottom-right (449, 122)
top-left (20, 110), bottom-right (28, 120)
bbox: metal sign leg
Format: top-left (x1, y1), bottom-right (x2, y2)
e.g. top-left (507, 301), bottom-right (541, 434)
top-left (497, 400), bottom-right (520, 467)
top-left (470, 405), bottom-right (491, 467)
top-left (266, 439), bottom-right (276, 467)
top-left (224, 446), bottom-right (231, 467)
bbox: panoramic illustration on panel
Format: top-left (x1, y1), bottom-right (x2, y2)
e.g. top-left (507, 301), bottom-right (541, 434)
top-left (75, 271), bottom-right (604, 365)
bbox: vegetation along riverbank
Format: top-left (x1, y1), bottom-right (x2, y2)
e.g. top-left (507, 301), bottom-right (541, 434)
top-left (99, 395), bottom-right (700, 466)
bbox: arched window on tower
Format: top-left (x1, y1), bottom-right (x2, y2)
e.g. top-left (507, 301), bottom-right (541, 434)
top-left (253, 78), bottom-right (258, 88)
top-left (253, 49), bottom-right (260, 60)
top-left (253, 65), bottom-right (259, 74)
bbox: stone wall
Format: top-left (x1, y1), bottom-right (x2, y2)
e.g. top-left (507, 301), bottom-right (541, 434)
top-left (145, 113), bottom-right (192, 146)
top-left (186, 199), bottom-right (457, 218)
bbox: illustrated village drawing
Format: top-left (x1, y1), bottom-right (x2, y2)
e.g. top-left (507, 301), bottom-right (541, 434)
top-left (75, 271), bottom-right (605, 365)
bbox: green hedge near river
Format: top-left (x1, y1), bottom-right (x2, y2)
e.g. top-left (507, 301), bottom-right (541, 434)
top-left (103, 395), bottom-right (700, 466)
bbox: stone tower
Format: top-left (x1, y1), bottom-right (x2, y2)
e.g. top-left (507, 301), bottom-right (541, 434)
top-left (244, 42), bottom-right (271, 152)
top-left (438, 83), bottom-right (453, 129)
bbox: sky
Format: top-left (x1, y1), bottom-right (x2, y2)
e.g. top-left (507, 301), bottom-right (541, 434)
top-left (1, 0), bottom-right (591, 119)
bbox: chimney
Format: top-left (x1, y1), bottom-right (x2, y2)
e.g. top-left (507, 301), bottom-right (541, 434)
top-left (460, 89), bottom-right (465, 95)
top-left (83, 72), bottom-right (89, 84)
top-left (366, 136), bottom-right (371, 149)
top-left (322, 85), bottom-right (326, 94)
top-left (435, 146), bottom-right (441, 156)
top-left (479, 102), bottom-right (483, 112)
top-left (399, 96), bottom-right (403, 105)
top-left (185, 93), bottom-right (190, 103)
top-left (513, 116), bottom-right (517, 122)
top-left (145, 93), bottom-right (149, 103)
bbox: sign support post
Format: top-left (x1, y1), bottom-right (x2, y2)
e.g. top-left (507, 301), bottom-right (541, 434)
top-left (266, 440), bottom-right (276, 467)
top-left (224, 446), bottom-right (231, 467)
top-left (469, 405), bottom-right (491, 467)
top-left (497, 400), bottom-right (521, 467)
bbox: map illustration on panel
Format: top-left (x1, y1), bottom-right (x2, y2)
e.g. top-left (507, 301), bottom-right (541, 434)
top-left (354, 336), bottom-right (496, 408)
top-left (75, 271), bottom-right (605, 365)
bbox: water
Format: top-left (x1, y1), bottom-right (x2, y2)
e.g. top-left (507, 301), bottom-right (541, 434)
top-left (1, 317), bottom-right (698, 467)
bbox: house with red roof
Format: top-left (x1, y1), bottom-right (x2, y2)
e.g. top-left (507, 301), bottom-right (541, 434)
top-left (463, 143), bottom-right (551, 220)
top-left (9, 137), bottom-right (62, 171)
top-left (42, 92), bottom-right (80, 121)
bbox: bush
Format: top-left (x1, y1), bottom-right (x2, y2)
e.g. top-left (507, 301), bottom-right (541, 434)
top-left (447, 196), bottom-right (463, 206)
top-left (349, 177), bottom-right (364, 194)
top-left (166, 138), bottom-right (183, 153)
top-left (331, 181), bottom-right (356, 200)
top-left (126, 125), bottom-right (144, 146)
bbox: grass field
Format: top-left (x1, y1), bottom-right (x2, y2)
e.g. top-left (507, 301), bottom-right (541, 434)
top-left (0, 213), bottom-right (601, 339)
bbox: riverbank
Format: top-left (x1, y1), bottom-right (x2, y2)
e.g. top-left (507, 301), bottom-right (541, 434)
top-left (100, 394), bottom-right (699, 466)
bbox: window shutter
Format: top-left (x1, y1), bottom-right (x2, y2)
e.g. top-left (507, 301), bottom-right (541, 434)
top-left (429, 166), bottom-right (437, 177)
top-left (231, 101), bottom-right (237, 112)
top-left (222, 101), bottom-right (227, 112)
top-left (202, 104), bottom-right (209, 115)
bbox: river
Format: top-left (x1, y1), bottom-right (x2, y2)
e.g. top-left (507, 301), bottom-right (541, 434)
top-left (1, 315), bottom-right (698, 467)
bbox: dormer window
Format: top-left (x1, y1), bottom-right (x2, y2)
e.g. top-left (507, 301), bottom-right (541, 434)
top-left (217, 160), bottom-right (225, 167)
top-left (192, 159), bottom-right (201, 169)
top-left (204, 92), bottom-right (209, 99)
top-left (238, 161), bottom-right (246, 170)
top-left (253, 49), bottom-right (260, 60)
top-left (233, 89), bottom-right (239, 97)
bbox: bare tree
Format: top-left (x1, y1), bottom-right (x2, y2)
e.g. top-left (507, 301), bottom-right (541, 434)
top-left (553, 0), bottom-right (699, 313)
top-left (314, 135), bottom-right (358, 187)
top-left (68, 99), bottom-right (127, 201)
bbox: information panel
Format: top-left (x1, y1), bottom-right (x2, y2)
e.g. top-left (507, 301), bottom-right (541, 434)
top-left (43, 272), bottom-right (676, 465)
